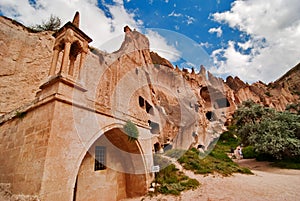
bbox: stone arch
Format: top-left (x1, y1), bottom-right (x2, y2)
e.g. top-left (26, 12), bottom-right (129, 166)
top-left (72, 124), bottom-right (148, 201)
top-left (68, 40), bottom-right (82, 76)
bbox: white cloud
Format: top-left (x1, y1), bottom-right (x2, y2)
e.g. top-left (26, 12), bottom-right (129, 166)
top-left (211, 0), bottom-right (300, 83)
top-left (208, 26), bottom-right (223, 37)
top-left (199, 42), bottom-right (212, 48)
top-left (0, 0), bottom-right (181, 57)
top-left (0, 0), bottom-right (140, 52)
top-left (186, 15), bottom-right (195, 25)
top-left (168, 10), bottom-right (182, 17)
top-left (146, 30), bottom-right (181, 62)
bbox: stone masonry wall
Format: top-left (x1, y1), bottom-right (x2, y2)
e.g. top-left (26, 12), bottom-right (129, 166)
top-left (0, 102), bottom-right (55, 197)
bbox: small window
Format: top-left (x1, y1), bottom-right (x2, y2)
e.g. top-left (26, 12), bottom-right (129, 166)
top-left (94, 146), bottom-right (106, 171)
top-left (139, 96), bottom-right (145, 107)
top-left (206, 111), bottom-right (215, 121)
top-left (145, 101), bottom-right (153, 114)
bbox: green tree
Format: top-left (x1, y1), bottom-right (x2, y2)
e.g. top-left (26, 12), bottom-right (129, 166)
top-left (233, 100), bottom-right (300, 160)
top-left (30, 15), bottom-right (61, 32)
top-left (232, 100), bottom-right (275, 145)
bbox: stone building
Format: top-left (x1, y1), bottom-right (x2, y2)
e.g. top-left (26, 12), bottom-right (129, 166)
top-left (1, 11), bottom-right (299, 201)
top-left (0, 13), bottom-right (155, 200)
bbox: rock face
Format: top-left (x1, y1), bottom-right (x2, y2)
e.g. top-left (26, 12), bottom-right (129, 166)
top-left (0, 15), bottom-right (299, 151)
top-left (0, 16), bottom-right (54, 115)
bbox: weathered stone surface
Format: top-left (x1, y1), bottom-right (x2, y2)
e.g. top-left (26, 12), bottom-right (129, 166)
top-left (0, 15), bottom-right (299, 201)
top-left (0, 17), bottom-right (54, 116)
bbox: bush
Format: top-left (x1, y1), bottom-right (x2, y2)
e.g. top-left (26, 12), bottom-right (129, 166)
top-left (178, 147), bottom-right (252, 176)
top-left (30, 15), bottom-right (61, 32)
top-left (154, 164), bottom-right (200, 195)
top-left (233, 101), bottom-right (300, 160)
top-left (242, 146), bottom-right (257, 159)
top-left (123, 120), bottom-right (139, 142)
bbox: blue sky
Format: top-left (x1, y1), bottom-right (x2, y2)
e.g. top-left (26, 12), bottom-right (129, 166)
top-left (1, 0), bottom-right (300, 83)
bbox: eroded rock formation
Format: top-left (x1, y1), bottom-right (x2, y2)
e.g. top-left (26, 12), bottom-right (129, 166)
top-left (0, 16), bottom-right (299, 152)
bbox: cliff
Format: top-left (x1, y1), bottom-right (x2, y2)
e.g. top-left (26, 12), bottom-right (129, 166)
top-left (0, 15), bottom-right (299, 151)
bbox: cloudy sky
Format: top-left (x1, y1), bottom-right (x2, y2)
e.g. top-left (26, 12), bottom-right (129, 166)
top-left (0, 0), bottom-right (299, 83)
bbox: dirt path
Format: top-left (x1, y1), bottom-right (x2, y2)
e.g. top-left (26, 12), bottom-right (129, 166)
top-left (122, 159), bottom-right (300, 201)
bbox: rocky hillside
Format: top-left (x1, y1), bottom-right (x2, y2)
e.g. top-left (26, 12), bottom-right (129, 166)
top-left (224, 65), bottom-right (300, 111)
top-left (0, 15), bottom-right (299, 150)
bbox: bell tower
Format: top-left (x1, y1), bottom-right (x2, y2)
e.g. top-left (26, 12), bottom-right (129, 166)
top-left (48, 11), bottom-right (92, 80)
top-left (37, 12), bottom-right (92, 100)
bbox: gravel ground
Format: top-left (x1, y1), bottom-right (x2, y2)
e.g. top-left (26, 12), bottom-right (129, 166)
top-left (122, 159), bottom-right (300, 201)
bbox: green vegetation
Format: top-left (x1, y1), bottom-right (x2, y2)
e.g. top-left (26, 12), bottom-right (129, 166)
top-left (232, 100), bottom-right (300, 161)
top-left (178, 130), bottom-right (251, 175)
top-left (153, 154), bottom-right (200, 195)
top-left (242, 146), bottom-right (257, 159)
top-left (30, 15), bottom-right (61, 32)
top-left (151, 129), bottom-right (252, 196)
top-left (272, 159), bottom-right (300, 169)
top-left (286, 103), bottom-right (300, 115)
top-left (15, 111), bottom-right (27, 119)
top-left (155, 164), bottom-right (200, 195)
top-left (178, 146), bottom-right (252, 176)
top-left (123, 120), bottom-right (139, 142)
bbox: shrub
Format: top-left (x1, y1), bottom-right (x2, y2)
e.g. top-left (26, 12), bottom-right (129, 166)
top-left (178, 147), bottom-right (252, 176)
top-left (242, 146), bottom-right (257, 159)
top-left (123, 120), bottom-right (139, 142)
top-left (30, 15), bottom-right (61, 32)
top-left (155, 164), bottom-right (200, 195)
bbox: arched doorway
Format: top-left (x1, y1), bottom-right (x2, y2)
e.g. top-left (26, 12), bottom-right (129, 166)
top-left (74, 128), bottom-right (147, 201)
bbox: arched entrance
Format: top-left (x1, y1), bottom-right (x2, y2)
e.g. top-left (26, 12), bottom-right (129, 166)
top-left (74, 128), bottom-right (147, 201)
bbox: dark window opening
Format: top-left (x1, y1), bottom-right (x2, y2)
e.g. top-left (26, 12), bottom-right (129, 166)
top-left (206, 111), bottom-right (215, 121)
top-left (146, 101), bottom-right (153, 114)
top-left (154, 142), bottom-right (160, 153)
top-left (200, 87), bottom-right (211, 102)
top-left (197, 144), bottom-right (205, 149)
top-left (214, 98), bottom-right (230, 108)
top-left (139, 96), bottom-right (154, 114)
top-left (148, 120), bottom-right (160, 134)
top-left (94, 146), bottom-right (106, 171)
top-left (139, 96), bottom-right (145, 107)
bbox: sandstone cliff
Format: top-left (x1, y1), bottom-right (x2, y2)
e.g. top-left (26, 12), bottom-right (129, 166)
top-left (0, 16), bottom-right (299, 151)
top-left (0, 16), bottom-right (54, 115)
